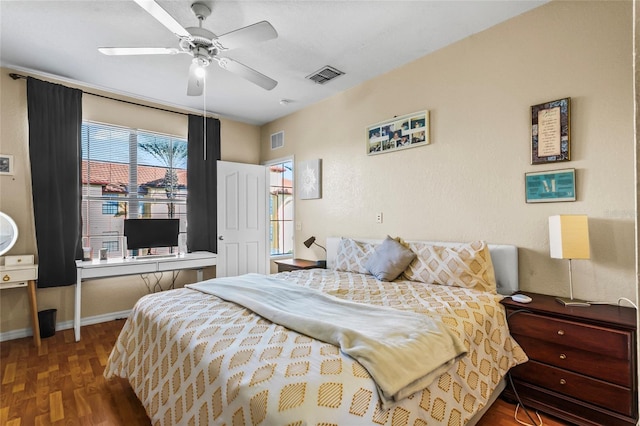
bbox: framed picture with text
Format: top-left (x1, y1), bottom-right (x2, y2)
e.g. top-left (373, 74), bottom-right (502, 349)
top-left (525, 168), bottom-right (576, 203)
top-left (531, 98), bottom-right (570, 164)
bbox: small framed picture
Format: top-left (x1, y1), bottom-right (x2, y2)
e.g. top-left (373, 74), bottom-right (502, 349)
top-left (298, 159), bottom-right (322, 200)
top-left (531, 98), bottom-right (570, 164)
top-left (0, 154), bottom-right (14, 175)
top-left (525, 168), bottom-right (576, 203)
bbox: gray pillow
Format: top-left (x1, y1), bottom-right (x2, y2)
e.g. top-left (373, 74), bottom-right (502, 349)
top-left (365, 236), bottom-right (416, 281)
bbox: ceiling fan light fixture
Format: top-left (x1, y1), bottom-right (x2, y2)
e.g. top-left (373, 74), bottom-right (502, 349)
top-left (195, 53), bottom-right (210, 65)
top-left (194, 65), bottom-right (206, 78)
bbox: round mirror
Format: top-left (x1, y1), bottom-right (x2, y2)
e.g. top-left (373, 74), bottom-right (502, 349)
top-left (0, 212), bottom-right (19, 256)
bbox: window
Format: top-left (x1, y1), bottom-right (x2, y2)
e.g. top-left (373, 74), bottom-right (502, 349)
top-left (102, 200), bottom-right (118, 215)
top-left (100, 229), bottom-right (121, 257)
top-left (266, 158), bottom-right (294, 257)
top-left (81, 121), bottom-right (188, 257)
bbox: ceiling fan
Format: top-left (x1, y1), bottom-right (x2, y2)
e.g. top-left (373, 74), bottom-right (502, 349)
top-left (99, 0), bottom-right (278, 96)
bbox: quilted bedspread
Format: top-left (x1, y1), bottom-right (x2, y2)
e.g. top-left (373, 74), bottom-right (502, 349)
top-left (104, 269), bottom-right (527, 426)
top-left (187, 273), bottom-right (467, 408)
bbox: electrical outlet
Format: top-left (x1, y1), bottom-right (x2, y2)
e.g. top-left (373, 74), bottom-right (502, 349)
top-left (295, 221), bottom-right (302, 231)
top-left (376, 212), bottom-right (383, 223)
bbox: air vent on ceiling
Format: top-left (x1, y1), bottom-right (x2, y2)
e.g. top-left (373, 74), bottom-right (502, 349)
top-left (271, 131), bottom-right (284, 150)
top-left (306, 66), bottom-right (345, 85)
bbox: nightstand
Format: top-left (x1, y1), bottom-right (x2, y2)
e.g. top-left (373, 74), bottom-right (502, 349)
top-left (274, 258), bottom-right (324, 272)
top-left (502, 292), bottom-right (637, 426)
top-left (0, 264), bottom-right (40, 347)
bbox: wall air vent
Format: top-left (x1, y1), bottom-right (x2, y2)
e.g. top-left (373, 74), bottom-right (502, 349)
top-left (306, 66), bottom-right (345, 85)
top-left (271, 131), bottom-right (284, 150)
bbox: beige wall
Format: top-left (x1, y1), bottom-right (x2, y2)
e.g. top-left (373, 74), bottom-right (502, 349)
top-left (261, 0), bottom-right (636, 303)
top-left (0, 0), bottom-right (635, 335)
top-left (0, 69), bottom-right (261, 334)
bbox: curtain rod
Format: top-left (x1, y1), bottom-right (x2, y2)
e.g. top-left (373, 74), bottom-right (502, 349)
top-left (9, 72), bottom-right (207, 118)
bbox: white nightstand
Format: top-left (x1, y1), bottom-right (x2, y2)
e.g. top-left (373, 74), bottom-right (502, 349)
top-left (0, 263), bottom-right (40, 347)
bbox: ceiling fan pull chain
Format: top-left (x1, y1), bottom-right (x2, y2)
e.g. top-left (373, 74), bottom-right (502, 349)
top-left (203, 81), bottom-right (207, 161)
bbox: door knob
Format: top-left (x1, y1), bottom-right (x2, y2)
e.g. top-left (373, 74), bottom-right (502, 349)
top-left (218, 236), bottom-right (224, 240)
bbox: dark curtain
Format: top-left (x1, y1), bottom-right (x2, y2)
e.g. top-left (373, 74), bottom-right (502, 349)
top-left (187, 115), bottom-right (221, 253)
top-left (27, 77), bottom-right (83, 288)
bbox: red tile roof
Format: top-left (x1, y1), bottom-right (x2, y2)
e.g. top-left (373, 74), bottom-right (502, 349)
top-left (82, 160), bottom-right (187, 193)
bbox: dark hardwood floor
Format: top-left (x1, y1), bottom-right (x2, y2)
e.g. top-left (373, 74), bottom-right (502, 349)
top-left (1, 320), bottom-right (149, 425)
top-left (1, 320), bottom-right (569, 425)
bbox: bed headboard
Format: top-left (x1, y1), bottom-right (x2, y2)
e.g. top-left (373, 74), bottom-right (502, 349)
top-left (325, 237), bottom-right (519, 295)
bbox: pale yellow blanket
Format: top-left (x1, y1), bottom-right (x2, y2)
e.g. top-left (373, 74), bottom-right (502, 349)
top-left (186, 273), bottom-right (467, 409)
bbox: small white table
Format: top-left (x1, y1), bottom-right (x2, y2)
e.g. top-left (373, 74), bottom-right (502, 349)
top-left (0, 264), bottom-right (40, 347)
top-left (74, 251), bottom-right (216, 341)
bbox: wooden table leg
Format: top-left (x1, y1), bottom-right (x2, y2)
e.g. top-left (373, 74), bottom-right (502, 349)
top-left (27, 280), bottom-right (41, 347)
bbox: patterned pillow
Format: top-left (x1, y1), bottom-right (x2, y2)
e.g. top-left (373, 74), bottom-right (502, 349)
top-left (401, 241), bottom-right (497, 293)
top-left (333, 238), bottom-right (378, 274)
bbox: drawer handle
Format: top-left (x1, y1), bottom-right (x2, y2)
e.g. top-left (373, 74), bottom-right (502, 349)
top-left (559, 353), bottom-right (567, 360)
top-left (2, 275), bottom-right (9, 282)
top-left (559, 378), bottom-right (567, 385)
top-left (557, 330), bottom-right (565, 336)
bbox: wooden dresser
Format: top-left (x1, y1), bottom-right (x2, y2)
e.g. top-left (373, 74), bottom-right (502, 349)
top-left (502, 292), bottom-right (637, 426)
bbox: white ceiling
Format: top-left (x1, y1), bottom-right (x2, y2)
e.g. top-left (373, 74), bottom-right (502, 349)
top-left (0, 0), bottom-right (548, 126)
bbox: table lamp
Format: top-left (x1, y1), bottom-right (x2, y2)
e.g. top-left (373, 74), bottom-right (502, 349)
top-left (548, 215), bottom-right (590, 306)
top-left (303, 236), bottom-right (326, 268)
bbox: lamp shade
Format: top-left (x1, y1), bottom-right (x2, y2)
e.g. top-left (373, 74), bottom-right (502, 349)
top-left (549, 215), bottom-right (590, 260)
top-left (303, 236), bottom-right (316, 248)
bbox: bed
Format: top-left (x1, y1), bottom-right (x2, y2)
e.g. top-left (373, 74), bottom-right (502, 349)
top-left (104, 237), bottom-right (527, 425)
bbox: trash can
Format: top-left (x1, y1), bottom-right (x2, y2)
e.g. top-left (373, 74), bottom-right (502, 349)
top-left (38, 309), bottom-right (57, 338)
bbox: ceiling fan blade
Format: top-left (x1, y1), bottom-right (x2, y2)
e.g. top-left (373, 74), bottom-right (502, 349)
top-left (98, 47), bottom-right (178, 56)
top-left (217, 58), bottom-right (277, 90)
top-left (215, 21), bottom-right (278, 51)
top-left (133, 0), bottom-right (192, 40)
top-left (187, 62), bottom-right (205, 96)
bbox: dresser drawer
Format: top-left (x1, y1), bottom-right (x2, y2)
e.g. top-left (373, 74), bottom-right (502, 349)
top-left (512, 360), bottom-right (633, 416)
top-left (1, 267), bottom-right (38, 283)
top-left (508, 312), bottom-right (631, 360)
top-left (508, 379), bottom-right (637, 426)
top-left (512, 334), bottom-right (631, 387)
top-left (0, 280), bottom-right (28, 289)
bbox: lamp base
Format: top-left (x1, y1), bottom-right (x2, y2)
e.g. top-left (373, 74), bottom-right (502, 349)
top-left (555, 297), bottom-right (591, 307)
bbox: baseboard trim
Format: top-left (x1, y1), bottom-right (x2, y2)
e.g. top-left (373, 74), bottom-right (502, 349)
top-left (0, 309), bottom-right (132, 342)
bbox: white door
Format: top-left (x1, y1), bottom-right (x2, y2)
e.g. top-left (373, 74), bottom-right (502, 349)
top-left (216, 161), bottom-right (269, 277)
